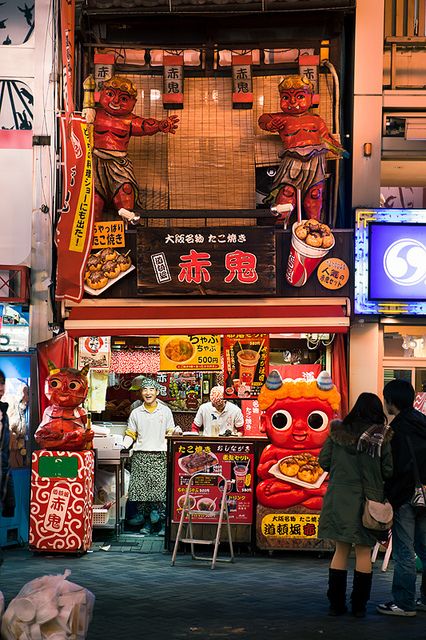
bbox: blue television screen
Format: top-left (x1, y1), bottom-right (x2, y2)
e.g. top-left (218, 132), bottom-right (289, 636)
top-left (368, 222), bottom-right (426, 301)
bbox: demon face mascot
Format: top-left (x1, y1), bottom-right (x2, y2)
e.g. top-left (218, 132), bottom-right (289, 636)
top-left (35, 362), bottom-right (93, 451)
top-left (256, 370), bottom-right (340, 511)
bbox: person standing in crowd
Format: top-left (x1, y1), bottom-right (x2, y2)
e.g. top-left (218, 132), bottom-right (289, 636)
top-left (191, 385), bottom-right (244, 436)
top-left (0, 370), bottom-right (15, 567)
top-left (123, 378), bottom-right (174, 536)
top-left (318, 393), bottom-right (393, 617)
top-left (377, 379), bottom-right (426, 617)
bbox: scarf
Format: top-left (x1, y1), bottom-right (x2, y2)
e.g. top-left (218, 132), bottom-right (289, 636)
top-left (357, 423), bottom-right (390, 458)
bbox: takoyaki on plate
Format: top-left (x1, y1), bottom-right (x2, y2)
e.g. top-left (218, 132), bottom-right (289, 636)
top-left (84, 249), bottom-right (135, 296)
top-left (269, 454), bottom-right (328, 490)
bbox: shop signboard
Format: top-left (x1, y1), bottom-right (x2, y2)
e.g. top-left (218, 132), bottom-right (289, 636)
top-left (78, 336), bottom-right (111, 369)
top-left (171, 439), bottom-right (254, 524)
top-left (355, 208), bottom-right (426, 315)
top-left (159, 334), bottom-right (221, 371)
top-left (136, 226), bottom-right (276, 296)
top-left (223, 334), bottom-right (269, 398)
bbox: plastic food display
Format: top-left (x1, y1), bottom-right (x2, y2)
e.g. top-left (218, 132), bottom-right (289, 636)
top-left (84, 249), bottom-right (134, 295)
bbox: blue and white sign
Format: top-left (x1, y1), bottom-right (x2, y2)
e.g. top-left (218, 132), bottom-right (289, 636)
top-left (369, 223), bottom-right (426, 300)
top-left (355, 209), bottom-right (426, 316)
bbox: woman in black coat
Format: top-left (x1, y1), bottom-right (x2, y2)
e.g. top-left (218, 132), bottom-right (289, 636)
top-left (318, 392), bottom-right (393, 617)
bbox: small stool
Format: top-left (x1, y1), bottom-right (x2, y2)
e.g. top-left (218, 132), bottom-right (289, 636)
top-left (171, 471), bottom-right (235, 569)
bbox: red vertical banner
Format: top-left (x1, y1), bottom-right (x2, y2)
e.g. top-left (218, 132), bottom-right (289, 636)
top-left (223, 334), bottom-right (269, 399)
top-left (60, 0), bottom-right (75, 114)
top-left (55, 114), bottom-right (94, 302)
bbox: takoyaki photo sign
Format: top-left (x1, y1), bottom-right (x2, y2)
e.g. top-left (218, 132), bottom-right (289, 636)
top-left (136, 226), bottom-right (276, 296)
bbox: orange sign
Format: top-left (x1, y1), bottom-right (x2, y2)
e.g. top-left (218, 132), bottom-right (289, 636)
top-left (317, 258), bottom-right (349, 290)
top-left (92, 221), bottom-right (125, 249)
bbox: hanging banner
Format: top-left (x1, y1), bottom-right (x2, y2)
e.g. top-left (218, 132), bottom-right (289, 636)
top-left (159, 334), bottom-right (221, 371)
top-left (55, 114), bottom-right (94, 302)
top-left (223, 334), bottom-right (269, 398)
top-left (163, 55), bottom-right (184, 109)
top-left (60, 0), bottom-right (75, 114)
top-left (94, 52), bottom-right (115, 102)
top-left (232, 54), bottom-right (253, 109)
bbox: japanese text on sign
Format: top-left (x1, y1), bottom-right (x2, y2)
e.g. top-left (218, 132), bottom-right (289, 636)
top-left (261, 513), bottom-right (319, 538)
top-left (92, 221), bottom-right (125, 249)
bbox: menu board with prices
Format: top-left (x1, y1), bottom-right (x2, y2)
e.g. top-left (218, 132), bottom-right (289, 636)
top-left (171, 439), bottom-right (254, 524)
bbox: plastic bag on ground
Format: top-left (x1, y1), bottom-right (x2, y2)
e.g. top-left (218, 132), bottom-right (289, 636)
top-left (1, 570), bottom-right (95, 640)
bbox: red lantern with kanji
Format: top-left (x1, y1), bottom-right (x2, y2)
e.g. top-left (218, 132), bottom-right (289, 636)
top-left (163, 54), bottom-right (184, 109)
top-left (232, 54), bottom-right (253, 109)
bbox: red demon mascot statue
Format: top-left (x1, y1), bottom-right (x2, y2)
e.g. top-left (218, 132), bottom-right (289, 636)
top-left (35, 362), bottom-right (94, 451)
top-left (256, 370), bottom-right (340, 511)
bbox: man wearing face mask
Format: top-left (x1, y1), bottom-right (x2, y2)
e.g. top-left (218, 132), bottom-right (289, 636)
top-left (191, 385), bottom-right (244, 437)
top-left (123, 378), bottom-right (174, 536)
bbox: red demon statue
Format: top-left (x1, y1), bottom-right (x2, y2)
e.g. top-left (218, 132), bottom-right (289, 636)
top-left (256, 370), bottom-right (341, 510)
top-left (258, 75), bottom-right (347, 221)
top-left (83, 75), bottom-right (179, 223)
top-left (35, 362), bottom-right (94, 451)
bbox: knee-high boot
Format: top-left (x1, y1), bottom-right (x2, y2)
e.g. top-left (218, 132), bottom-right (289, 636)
top-left (327, 568), bottom-right (348, 615)
top-left (351, 570), bottom-right (372, 618)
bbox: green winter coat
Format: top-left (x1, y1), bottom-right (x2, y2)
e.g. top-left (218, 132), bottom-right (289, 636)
top-left (318, 419), bottom-right (393, 546)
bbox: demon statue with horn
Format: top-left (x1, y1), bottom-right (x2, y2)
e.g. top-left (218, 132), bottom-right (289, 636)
top-left (256, 370), bottom-right (340, 510)
top-left (35, 362), bottom-right (94, 451)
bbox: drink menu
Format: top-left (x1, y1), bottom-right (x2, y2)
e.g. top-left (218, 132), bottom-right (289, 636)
top-left (171, 439), bottom-right (254, 524)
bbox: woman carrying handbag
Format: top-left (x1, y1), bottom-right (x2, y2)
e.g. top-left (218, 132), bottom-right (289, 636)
top-left (318, 393), bottom-right (393, 617)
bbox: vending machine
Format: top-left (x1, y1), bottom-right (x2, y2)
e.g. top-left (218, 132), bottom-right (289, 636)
top-left (29, 450), bottom-right (94, 553)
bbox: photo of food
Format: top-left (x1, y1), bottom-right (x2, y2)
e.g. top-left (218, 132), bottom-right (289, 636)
top-left (178, 451), bottom-right (218, 474)
top-left (197, 497), bottom-right (216, 512)
top-left (163, 337), bottom-right (194, 363)
top-left (270, 453), bottom-right (327, 489)
top-left (84, 249), bottom-right (134, 296)
top-left (177, 494), bottom-right (196, 510)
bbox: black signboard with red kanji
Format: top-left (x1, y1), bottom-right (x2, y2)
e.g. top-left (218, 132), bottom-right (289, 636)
top-left (136, 226), bottom-right (276, 296)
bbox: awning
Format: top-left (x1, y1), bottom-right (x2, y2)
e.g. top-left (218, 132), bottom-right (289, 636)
top-left (63, 297), bottom-right (350, 337)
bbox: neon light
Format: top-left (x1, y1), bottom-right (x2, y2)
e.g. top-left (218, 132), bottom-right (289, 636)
top-left (354, 209), bottom-right (426, 315)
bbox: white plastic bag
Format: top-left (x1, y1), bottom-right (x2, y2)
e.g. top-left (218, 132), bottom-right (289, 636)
top-left (1, 570), bottom-right (95, 640)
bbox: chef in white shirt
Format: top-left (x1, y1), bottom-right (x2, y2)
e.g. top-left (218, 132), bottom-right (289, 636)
top-left (191, 385), bottom-right (244, 437)
top-left (123, 378), bottom-right (174, 536)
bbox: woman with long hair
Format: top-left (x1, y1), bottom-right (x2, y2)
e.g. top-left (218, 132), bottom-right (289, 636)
top-left (318, 392), bottom-right (393, 617)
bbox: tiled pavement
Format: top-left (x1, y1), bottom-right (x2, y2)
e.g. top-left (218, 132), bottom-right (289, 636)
top-left (1, 541), bottom-right (425, 640)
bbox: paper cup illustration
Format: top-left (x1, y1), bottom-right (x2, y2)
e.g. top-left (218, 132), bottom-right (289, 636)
top-left (286, 221), bottom-right (335, 287)
top-left (237, 349), bottom-right (260, 385)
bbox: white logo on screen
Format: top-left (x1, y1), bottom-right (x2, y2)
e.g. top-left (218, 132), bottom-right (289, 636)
top-left (383, 238), bottom-right (426, 286)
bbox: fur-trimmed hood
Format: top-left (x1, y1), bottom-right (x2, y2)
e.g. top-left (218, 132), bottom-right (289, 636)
top-left (329, 418), bottom-right (393, 449)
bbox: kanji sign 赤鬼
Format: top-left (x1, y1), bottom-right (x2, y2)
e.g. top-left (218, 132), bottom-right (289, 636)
top-left (137, 226), bottom-right (276, 296)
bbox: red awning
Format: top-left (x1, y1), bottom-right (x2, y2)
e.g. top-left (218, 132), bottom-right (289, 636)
top-left (64, 297), bottom-right (350, 337)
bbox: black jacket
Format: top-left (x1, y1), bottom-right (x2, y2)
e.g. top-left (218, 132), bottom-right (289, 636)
top-left (0, 400), bottom-right (14, 517)
top-left (385, 407), bottom-right (426, 509)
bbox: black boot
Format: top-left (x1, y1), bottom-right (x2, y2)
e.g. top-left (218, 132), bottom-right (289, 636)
top-left (327, 568), bottom-right (348, 616)
top-left (351, 571), bottom-right (372, 618)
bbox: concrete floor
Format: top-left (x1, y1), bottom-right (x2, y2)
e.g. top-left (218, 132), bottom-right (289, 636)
top-left (0, 543), bottom-right (425, 639)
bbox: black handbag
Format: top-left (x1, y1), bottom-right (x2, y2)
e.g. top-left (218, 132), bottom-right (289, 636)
top-left (406, 435), bottom-right (426, 510)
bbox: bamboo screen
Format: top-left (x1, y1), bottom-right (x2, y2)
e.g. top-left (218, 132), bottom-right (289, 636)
top-left (127, 72), bottom-right (334, 225)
